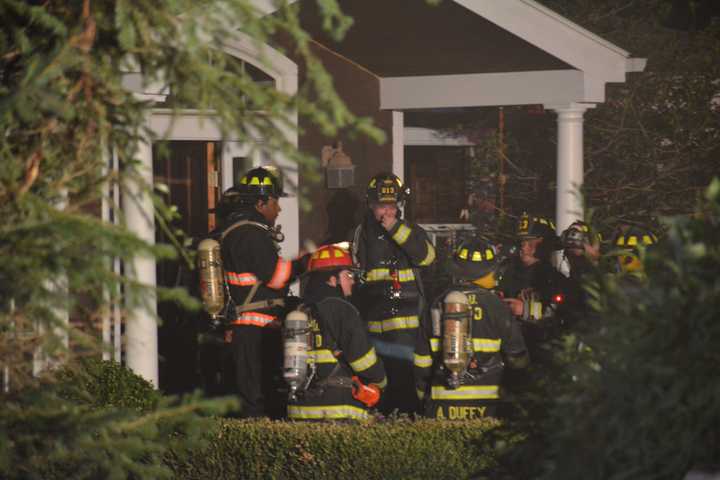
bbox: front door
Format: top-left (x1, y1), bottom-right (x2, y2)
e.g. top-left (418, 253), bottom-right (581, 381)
top-left (153, 140), bottom-right (221, 394)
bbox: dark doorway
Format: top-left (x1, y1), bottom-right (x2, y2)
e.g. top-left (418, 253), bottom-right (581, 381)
top-left (153, 140), bottom-right (227, 395)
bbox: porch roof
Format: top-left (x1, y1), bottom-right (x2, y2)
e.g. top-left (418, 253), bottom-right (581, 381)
top-left (299, 0), bottom-right (573, 77)
top-left (285, 0), bottom-right (646, 108)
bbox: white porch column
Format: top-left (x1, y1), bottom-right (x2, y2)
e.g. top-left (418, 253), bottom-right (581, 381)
top-left (122, 130), bottom-right (159, 388)
top-left (547, 103), bottom-right (595, 233)
top-left (392, 111), bottom-right (405, 183)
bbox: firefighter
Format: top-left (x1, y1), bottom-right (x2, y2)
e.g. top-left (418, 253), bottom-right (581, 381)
top-left (612, 225), bottom-right (658, 278)
top-left (415, 238), bottom-right (528, 419)
top-left (497, 213), bottom-right (567, 355)
top-left (219, 166), bottom-right (306, 418)
top-left (287, 244), bottom-right (387, 421)
top-left (351, 172), bottom-right (436, 415)
top-left (558, 220), bottom-right (601, 327)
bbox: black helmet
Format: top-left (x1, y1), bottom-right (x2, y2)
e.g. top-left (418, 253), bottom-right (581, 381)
top-left (561, 220), bottom-right (595, 250)
top-left (366, 173), bottom-right (408, 204)
top-left (238, 166), bottom-right (287, 198)
top-left (516, 212), bottom-right (556, 240)
top-left (449, 238), bottom-right (499, 280)
top-left (217, 166), bottom-right (286, 215)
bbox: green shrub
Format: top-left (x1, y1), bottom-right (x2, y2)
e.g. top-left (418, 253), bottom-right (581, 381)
top-left (498, 179), bottom-right (720, 480)
top-left (56, 357), bottom-right (161, 412)
top-left (166, 417), bottom-right (520, 480)
top-left (0, 389), bottom-right (235, 480)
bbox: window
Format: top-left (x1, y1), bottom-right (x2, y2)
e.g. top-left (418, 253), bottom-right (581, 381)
top-left (405, 146), bottom-right (469, 224)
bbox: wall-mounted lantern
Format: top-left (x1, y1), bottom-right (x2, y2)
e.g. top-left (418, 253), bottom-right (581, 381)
top-left (322, 141), bottom-right (355, 189)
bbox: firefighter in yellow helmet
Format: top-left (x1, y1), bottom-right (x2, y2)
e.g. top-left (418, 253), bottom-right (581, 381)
top-left (415, 238), bottom-right (528, 419)
top-left (351, 172), bottom-right (436, 415)
top-left (219, 166), bottom-right (307, 418)
top-left (286, 245), bottom-right (387, 421)
top-left (612, 225), bottom-right (658, 276)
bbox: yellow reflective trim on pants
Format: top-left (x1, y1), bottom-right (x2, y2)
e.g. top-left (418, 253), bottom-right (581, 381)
top-left (376, 376), bottom-right (388, 389)
top-left (472, 338), bottom-right (501, 353)
top-left (392, 224), bottom-right (412, 245)
top-left (368, 315), bottom-right (419, 333)
top-left (414, 353), bottom-right (432, 368)
top-left (350, 347), bottom-right (378, 373)
top-left (431, 385), bottom-right (499, 400)
top-left (309, 349), bottom-right (338, 364)
top-left (416, 388), bottom-right (426, 401)
top-left (430, 338), bottom-right (440, 352)
top-left (418, 242), bottom-right (436, 266)
top-left (365, 268), bottom-right (416, 282)
top-left (288, 404), bottom-right (369, 420)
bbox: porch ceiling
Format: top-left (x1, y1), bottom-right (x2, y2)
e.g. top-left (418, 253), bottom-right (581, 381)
top-left (298, 0), bottom-right (573, 78)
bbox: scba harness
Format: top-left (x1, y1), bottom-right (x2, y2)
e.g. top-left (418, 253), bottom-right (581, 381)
top-left (282, 305), bottom-right (379, 408)
top-left (196, 220), bottom-right (286, 324)
top-left (432, 290), bottom-right (505, 390)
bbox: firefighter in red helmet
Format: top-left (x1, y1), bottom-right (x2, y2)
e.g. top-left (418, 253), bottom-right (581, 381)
top-left (286, 245), bottom-right (387, 421)
top-left (351, 172), bottom-right (436, 415)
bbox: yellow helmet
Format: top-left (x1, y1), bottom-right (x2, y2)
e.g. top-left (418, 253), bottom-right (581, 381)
top-left (613, 226), bottom-right (658, 273)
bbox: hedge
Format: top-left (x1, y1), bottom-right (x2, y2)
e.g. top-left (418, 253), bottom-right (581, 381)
top-left (166, 417), bottom-right (521, 480)
top-left (56, 357), bottom-right (161, 411)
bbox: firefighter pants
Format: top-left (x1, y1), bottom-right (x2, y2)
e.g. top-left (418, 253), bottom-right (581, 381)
top-left (231, 325), bottom-right (284, 419)
top-left (372, 335), bottom-right (420, 416)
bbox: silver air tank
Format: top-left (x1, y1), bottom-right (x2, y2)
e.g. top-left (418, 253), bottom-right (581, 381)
top-left (197, 238), bottom-right (225, 318)
top-left (283, 309), bottom-right (310, 402)
top-left (442, 290), bottom-right (472, 389)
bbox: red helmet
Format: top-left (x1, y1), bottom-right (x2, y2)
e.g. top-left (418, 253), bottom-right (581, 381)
top-left (307, 245), bottom-right (354, 273)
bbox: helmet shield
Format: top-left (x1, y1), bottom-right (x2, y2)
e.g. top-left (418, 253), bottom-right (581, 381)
top-left (561, 221), bottom-right (591, 250)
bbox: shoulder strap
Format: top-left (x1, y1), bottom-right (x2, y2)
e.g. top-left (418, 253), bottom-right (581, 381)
top-left (220, 220), bottom-right (272, 309)
top-left (351, 223), bottom-right (364, 267)
top-left (220, 219), bottom-right (270, 242)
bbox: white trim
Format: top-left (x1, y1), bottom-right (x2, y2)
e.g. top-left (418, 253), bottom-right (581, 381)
top-left (381, 70), bottom-right (589, 110)
top-left (145, 33), bottom-right (300, 257)
top-left (453, 0), bottom-right (643, 81)
top-left (252, 0), bottom-right (282, 15)
top-left (626, 57), bottom-right (647, 73)
top-left (392, 111), bottom-right (405, 183)
top-left (123, 31), bottom-right (299, 384)
top-left (220, 34), bottom-right (298, 95)
top-left (404, 127), bottom-right (475, 147)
